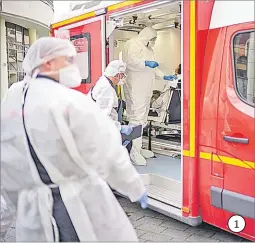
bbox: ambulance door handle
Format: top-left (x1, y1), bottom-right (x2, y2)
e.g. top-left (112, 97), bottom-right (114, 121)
top-left (223, 135), bottom-right (249, 144)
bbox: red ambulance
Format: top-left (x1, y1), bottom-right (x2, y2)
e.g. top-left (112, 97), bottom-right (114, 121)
top-left (51, 1), bottom-right (255, 240)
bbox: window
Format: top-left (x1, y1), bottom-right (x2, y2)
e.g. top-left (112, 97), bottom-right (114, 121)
top-left (70, 33), bottom-right (91, 83)
top-left (71, 1), bottom-right (101, 11)
top-left (72, 3), bottom-right (85, 11)
top-left (16, 26), bottom-right (23, 43)
top-left (233, 31), bottom-right (255, 105)
top-left (5, 22), bottom-right (29, 87)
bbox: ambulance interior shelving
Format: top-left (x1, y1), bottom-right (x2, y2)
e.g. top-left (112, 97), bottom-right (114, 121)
top-left (108, 1), bottom-right (182, 208)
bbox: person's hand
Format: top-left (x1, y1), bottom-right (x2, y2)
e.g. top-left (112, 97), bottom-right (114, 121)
top-left (120, 125), bottom-right (133, 135)
top-left (163, 75), bottom-right (178, 81)
top-left (139, 191), bottom-right (148, 209)
top-left (145, 61), bottom-right (159, 69)
top-left (123, 140), bottom-right (131, 147)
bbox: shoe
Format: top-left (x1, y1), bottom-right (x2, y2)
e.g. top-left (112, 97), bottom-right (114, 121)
top-left (129, 137), bottom-right (147, 166)
top-left (141, 149), bottom-right (154, 159)
top-left (130, 151), bottom-right (147, 166)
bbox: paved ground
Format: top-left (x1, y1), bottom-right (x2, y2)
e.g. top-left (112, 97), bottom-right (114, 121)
top-left (117, 196), bottom-right (247, 242)
top-left (3, 196), bottom-right (248, 242)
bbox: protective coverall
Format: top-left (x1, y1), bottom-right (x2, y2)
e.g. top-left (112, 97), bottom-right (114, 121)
top-left (122, 27), bottom-right (165, 165)
top-left (89, 76), bottom-right (121, 130)
top-left (1, 39), bottom-right (146, 242)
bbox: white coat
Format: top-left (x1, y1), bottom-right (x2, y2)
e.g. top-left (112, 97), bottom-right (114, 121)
top-left (122, 27), bottom-right (164, 126)
top-left (88, 76), bottom-right (120, 130)
top-left (1, 76), bottom-right (145, 241)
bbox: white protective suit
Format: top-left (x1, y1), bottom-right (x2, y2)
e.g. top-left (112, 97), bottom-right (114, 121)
top-left (88, 60), bottom-right (126, 130)
top-left (89, 76), bottom-right (119, 126)
top-left (122, 27), bottom-right (164, 165)
top-left (1, 38), bottom-right (145, 242)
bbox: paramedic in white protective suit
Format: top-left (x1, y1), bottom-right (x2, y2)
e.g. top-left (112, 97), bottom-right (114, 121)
top-left (89, 60), bottom-right (134, 147)
top-left (1, 37), bottom-right (148, 242)
top-left (122, 27), bottom-right (177, 166)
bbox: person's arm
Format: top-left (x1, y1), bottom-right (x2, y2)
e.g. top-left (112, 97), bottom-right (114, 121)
top-left (122, 42), bottom-right (146, 72)
top-left (96, 87), bottom-right (122, 130)
top-left (95, 87), bottom-right (115, 117)
top-left (155, 68), bottom-right (165, 79)
top-left (155, 68), bottom-right (178, 84)
top-left (1, 81), bottom-right (24, 104)
top-left (69, 95), bottom-right (146, 202)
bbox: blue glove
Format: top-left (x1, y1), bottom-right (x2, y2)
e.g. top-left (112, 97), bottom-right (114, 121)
top-left (163, 75), bottom-right (178, 81)
top-left (120, 125), bottom-right (133, 135)
top-left (123, 140), bottom-right (131, 147)
top-left (145, 61), bottom-right (159, 69)
top-left (139, 191), bottom-right (148, 209)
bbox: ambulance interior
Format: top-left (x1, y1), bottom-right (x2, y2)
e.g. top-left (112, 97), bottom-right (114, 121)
top-left (109, 2), bottom-right (183, 208)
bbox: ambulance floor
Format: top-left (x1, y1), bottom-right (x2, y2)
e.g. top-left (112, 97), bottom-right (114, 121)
top-left (134, 154), bottom-right (181, 181)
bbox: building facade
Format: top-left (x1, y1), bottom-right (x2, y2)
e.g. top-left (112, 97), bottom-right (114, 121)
top-left (0, 0), bottom-right (54, 100)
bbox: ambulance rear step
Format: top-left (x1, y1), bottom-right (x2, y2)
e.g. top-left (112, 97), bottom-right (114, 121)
top-left (143, 174), bottom-right (201, 226)
top-left (115, 174), bottom-right (201, 226)
top-left (140, 174), bottom-right (181, 208)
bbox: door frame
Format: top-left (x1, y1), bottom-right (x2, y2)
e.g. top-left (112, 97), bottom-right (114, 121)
top-left (107, 0), bottom-right (184, 208)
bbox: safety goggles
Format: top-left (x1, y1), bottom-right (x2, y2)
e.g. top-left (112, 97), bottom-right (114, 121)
top-left (119, 72), bottom-right (127, 79)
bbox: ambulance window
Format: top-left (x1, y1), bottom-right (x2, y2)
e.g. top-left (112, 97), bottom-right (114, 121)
top-left (70, 33), bottom-right (91, 83)
top-left (233, 31), bottom-right (255, 106)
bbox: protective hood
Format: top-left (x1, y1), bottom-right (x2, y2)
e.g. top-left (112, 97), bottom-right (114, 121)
top-left (23, 37), bottom-right (77, 77)
top-left (136, 27), bottom-right (157, 46)
top-left (104, 60), bottom-right (126, 77)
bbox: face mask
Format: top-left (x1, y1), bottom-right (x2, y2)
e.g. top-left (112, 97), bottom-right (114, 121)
top-left (59, 64), bottom-right (82, 88)
top-left (115, 72), bottom-right (126, 85)
top-left (40, 64), bottom-right (82, 88)
top-left (148, 40), bottom-right (156, 48)
top-left (117, 78), bottom-right (125, 85)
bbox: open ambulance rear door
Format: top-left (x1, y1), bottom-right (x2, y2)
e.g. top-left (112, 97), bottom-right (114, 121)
top-left (53, 16), bottom-right (106, 93)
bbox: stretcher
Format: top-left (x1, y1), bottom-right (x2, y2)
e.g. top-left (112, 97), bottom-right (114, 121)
top-left (148, 77), bottom-right (181, 126)
top-left (145, 77), bottom-right (181, 153)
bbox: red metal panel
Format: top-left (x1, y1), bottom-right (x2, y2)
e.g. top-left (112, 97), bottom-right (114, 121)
top-left (224, 211), bottom-right (255, 241)
top-left (199, 156), bottom-right (225, 226)
top-left (183, 0), bottom-right (215, 219)
top-left (66, 20), bottom-right (102, 94)
top-left (197, 1), bottom-right (233, 230)
top-left (199, 26), bottom-right (226, 153)
top-left (218, 22), bottom-right (254, 163)
top-left (218, 22), bottom-right (254, 240)
top-left (198, 25), bottom-right (227, 231)
top-left (198, 24), bottom-right (228, 233)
